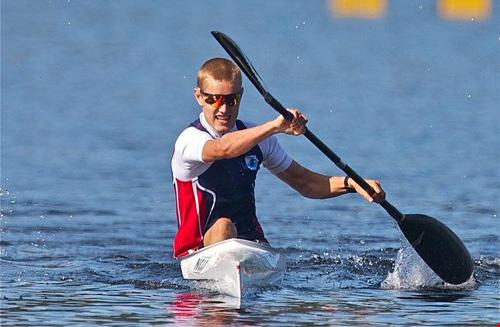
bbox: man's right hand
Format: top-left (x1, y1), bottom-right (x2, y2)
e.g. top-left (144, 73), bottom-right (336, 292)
top-left (273, 108), bottom-right (308, 136)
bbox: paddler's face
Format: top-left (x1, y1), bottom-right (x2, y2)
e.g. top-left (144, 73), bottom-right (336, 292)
top-left (195, 76), bottom-right (243, 134)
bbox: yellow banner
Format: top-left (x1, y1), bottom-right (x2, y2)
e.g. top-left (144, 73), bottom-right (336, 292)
top-left (330, 0), bottom-right (387, 19)
top-left (438, 0), bottom-right (491, 21)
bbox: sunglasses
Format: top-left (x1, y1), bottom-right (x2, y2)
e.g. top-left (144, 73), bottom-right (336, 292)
top-left (199, 88), bottom-right (243, 109)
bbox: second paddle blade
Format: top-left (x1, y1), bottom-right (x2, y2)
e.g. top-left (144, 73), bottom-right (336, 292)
top-left (398, 214), bottom-right (474, 285)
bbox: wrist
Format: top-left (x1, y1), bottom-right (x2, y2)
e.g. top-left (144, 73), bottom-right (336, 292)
top-left (344, 176), bottom-right (355, 193)
top-left (267, 119), bottom-right (281, 134)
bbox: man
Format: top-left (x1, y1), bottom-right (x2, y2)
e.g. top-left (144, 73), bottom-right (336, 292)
top-left (171, 58), bottom-right (385, 258)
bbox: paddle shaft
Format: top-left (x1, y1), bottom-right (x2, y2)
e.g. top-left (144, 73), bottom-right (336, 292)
top-left (265, 92), bottom-right (404, 223)
top-left (212, 30), bottom-right (404, 222)
top-left (211, 31), bottom-right (474, 284)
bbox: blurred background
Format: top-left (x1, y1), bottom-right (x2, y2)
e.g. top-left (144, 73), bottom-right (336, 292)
top-left (1, 0), bottom-right (499, 325)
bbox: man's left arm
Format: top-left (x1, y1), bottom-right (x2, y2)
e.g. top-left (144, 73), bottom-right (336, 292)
top-left (276, 160), bottom-right (386, 203)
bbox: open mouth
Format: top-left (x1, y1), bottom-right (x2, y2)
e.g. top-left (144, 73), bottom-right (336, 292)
top-left (216, 115), bottom-right (231, 123)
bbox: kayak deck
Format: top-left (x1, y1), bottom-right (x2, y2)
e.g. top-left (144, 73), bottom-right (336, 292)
top-left (180, 238), bottom-right (286, 298)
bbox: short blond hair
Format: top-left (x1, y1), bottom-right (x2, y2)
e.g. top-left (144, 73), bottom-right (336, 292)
top-left (197, 58), bottom-right (242, 90)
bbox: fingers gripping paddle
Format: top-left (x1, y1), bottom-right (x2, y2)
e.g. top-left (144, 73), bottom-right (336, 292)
top-left (211, 31), bottom-right (473, 285)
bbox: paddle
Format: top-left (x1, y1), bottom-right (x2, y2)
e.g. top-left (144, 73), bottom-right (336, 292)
top-left (211, 31), bottom-right (474, 285)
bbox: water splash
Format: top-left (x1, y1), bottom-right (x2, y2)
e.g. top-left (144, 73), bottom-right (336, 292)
top-left (381, 238), bottom-right (476, 290)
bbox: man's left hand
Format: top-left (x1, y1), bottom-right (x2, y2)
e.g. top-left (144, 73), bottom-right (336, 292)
top-left (349, 178), bottom-right (386, 203)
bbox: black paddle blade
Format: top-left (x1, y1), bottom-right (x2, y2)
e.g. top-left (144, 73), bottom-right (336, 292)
top-left (399, 214), bottom-right (473, 285)
top-left (211, 31), bottom-right (267, 96)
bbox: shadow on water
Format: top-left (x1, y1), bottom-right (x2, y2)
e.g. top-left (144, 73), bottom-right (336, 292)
top-left (397, 290), bottom-right (472, 303)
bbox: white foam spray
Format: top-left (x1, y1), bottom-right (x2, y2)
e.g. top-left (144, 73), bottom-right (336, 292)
top-left (381, 236), bottom-right (476, 290)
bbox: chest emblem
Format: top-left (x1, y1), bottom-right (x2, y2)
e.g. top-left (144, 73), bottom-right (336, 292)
top-left (244, 154), bottom-right (260, 171)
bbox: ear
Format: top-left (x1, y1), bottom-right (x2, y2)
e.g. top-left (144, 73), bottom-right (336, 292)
top-left (194, 87), bottom-right (204, 107)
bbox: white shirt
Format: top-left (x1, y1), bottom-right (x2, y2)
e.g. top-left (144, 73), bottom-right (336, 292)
top-left (172, 113), bottom-right (292, 181)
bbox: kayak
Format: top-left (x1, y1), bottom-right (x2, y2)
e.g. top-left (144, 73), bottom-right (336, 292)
top-left (180, 238), bottom-right (286, 298)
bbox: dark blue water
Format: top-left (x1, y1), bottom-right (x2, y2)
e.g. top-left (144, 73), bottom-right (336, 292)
top-left (1, 1), bottom-right (499, 325)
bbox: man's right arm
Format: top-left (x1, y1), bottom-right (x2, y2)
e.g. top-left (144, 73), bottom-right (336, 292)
top-left (202, 109), bottom-right (307, 162)
top-left (202, 121), bottom-right (279, 162)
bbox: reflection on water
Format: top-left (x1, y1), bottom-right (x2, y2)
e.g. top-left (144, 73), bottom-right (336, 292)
top-left (170, 293), bottom-right (243, 326)
top-left (168, 285), bottom-right (486, 326)
top-left (397, 291), bottom-right (472, 303)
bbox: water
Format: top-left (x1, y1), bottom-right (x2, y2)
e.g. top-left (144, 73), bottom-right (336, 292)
top-left (1, 0), bottom-right (499, 325)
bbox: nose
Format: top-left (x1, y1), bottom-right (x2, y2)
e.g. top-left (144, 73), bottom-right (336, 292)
top-left (216, 103), bottom-right (228, 113)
